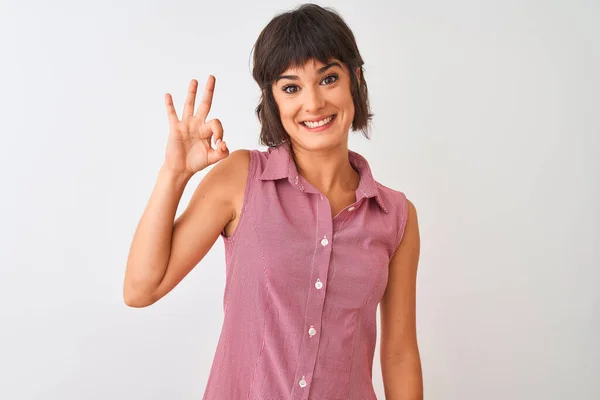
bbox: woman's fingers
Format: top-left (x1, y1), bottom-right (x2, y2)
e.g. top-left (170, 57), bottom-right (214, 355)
top-left (164, 93), bottom-right (179, 125)
top-left (182, 79), bottom-right (199, 120)
top-left (208, 139), bottom-right (229, 165)
top-left (195, 75), bottom-right (215, 121)
top-left (200, 118), bottom-right (224, 143)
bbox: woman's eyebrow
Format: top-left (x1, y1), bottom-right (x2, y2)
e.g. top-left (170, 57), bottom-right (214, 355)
top-left (275, 61), bottom-right (342, 84)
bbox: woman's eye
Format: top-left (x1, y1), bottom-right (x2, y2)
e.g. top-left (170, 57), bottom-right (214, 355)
top-left (281, 74), bottom-right (339, 95)
top-left (283, 85), bottom-right (298, 94)
top-left (322, 74), bottom-right (339, 85)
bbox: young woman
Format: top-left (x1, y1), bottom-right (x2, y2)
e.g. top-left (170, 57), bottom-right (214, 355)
top-left (124, 4), bottom-right (422, 400)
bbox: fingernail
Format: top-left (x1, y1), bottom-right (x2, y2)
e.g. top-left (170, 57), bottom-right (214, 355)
top-left (215, 138), bottom-right (221, 146)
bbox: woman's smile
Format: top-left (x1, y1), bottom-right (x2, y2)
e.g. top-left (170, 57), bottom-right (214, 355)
top-left (300, 114), bottom-right (337, 132)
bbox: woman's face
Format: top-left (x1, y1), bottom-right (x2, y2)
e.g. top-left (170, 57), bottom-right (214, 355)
top-left (271, 58), bottom-right (358, 151)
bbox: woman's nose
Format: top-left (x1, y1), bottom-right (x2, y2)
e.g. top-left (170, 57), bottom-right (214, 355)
top-left (303, 87), bottom-right (326, 113)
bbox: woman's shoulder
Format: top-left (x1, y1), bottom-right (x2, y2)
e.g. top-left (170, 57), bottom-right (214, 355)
top-left (204, 149), bottom-right (253, 204)
top-left (217, 146), bottom-right (279, 186)
top-left (374, 180), bottom-right (407, 200)
top-left (374, 180), bottom-right (411, 215)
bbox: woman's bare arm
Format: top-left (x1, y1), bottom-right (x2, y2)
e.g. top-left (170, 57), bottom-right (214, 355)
top-left (123, 149), bottom-right (248, 308)
top-left (123, 76), bottom-right (242, 307)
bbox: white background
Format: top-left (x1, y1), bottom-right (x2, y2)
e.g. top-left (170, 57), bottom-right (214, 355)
top-left (0, 0), bottom-right (598, 399)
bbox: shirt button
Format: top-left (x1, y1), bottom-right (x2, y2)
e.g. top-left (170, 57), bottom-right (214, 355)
top-left (299, 376), bottom-right (307, 388)
top-left (321, 236), bottom-right (328, 246)
top-left (308, 326), bottom-right (316, 336)
top-left (315, 279), bottom-right (323, 289)
top-left (348, 206), bottom-right (355, 211)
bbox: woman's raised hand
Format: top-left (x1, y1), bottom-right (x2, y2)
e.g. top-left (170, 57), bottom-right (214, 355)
top-left (163, 76), bottom-right (229, 177)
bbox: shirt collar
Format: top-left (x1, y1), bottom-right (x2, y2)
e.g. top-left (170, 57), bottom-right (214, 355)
top-left (258, 142), bottom-right (388, 213)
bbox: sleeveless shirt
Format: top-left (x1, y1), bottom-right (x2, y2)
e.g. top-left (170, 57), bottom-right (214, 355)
top-left (202, 142), bottom-right (409, 400)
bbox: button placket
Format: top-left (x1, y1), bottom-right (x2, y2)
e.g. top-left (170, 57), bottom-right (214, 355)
top-left (292, 198), bottom-right (333, 399)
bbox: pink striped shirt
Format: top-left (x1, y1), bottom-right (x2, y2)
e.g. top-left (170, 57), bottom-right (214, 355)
top-left (203, 142), bottom-right (408, 400)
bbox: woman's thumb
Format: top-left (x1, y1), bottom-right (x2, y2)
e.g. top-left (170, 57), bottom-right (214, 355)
top-left (210, 140), bottom-right (228, 164)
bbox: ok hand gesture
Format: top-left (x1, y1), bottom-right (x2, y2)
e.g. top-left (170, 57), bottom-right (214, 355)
top-left (163, 76), bottom-right (229, 177)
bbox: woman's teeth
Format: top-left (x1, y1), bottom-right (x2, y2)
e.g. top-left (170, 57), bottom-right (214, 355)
top-left (302, 115), bottom-right (335, 128)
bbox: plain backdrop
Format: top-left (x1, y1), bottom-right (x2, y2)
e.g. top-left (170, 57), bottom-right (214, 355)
top-left (0, 0), bottom-right (598, 399)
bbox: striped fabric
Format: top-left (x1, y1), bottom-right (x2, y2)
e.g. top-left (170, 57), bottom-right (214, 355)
top-left (202, 142), bottom-right (408, 400)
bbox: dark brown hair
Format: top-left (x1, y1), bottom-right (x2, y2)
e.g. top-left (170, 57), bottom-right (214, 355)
top-left (251, 3), bottom-right (373, 147)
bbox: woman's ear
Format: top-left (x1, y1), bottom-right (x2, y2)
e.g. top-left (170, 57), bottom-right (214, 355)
top-left (355, 67), bottom-right (361, 85)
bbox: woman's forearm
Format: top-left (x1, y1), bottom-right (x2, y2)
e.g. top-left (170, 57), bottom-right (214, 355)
top-left (382, 352), bottom-right (423, 400)
top-left (123, 165), bottom-right (192, 306)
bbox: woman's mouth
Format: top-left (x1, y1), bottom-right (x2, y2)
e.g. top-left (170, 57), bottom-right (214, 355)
top-left (300, 114), bottom-right (337, 132)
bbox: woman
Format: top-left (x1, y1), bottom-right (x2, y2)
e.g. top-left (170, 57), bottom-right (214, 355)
top-left (124, 4), bottom-right (422, 399)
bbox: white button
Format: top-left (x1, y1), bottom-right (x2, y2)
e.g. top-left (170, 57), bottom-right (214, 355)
top-left (299, 376), bottom-right (307, 388)
top-left (348, 206), bottom-right (355, 211)
top-left (308, 326), bottom-right (316, 336)
top-left (321, 236), bottom-right (328, 246)
top-left (315, 279), bottom-right (323, 289)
